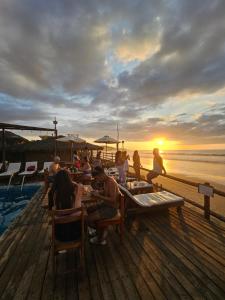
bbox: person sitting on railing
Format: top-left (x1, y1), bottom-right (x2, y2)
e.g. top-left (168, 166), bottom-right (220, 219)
top-left (48, 169), bottom-right (82, 242)
top-left (133, 150), bottom-right (142, 180)
top-left (87, 166), bottom-right (120, 245)
top-left (147, 148), bottom-right (166, 183)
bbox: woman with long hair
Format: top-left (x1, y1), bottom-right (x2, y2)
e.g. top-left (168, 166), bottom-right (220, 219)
top-left (133, 150), bottom-right (141, 180)
top-left (147, 148), bottom-right (166, 183)
top-left (115, 151), bottom-right (125, 183)
top-left (48, 169), bottom-right (82, 242)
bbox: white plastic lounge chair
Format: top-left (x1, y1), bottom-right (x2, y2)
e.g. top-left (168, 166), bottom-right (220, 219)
top-left (132, 191), bottom-right (184, 207)
top-left (19, 161), bottom-right (38, 176)
top-left (119, 185), bottom-right (184, 214)
top-left (39, 162), bottom-right (53, 174)
top-left (0, 162), bottom-right (21, 177)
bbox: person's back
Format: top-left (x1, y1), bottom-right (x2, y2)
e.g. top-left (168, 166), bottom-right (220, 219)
top-left (49, 156), bottom-right (61, 177)
top-left (133, 150), bottom-right (141, 179)
top-left (153, 155), bottom-right (163, 174)
top-left (48, 170), bottom-right (82, 242)
top-left (147, 148), bottom-right (166, 183)
top-left (103, 176), bottom-right (120, 208)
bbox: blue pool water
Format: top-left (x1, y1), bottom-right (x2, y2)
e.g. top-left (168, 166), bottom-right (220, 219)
top-left (0, 184), bottom-right (41, 235)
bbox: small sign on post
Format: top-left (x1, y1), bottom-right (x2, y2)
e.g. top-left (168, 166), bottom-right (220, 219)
top-left (198, 183), bottom-right (214, 197)
top-left (198, 183), bottom-right (214, 220)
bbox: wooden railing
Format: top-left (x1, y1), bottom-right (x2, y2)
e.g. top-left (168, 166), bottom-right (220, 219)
top-left (102, 151), bottom-right (225, 222)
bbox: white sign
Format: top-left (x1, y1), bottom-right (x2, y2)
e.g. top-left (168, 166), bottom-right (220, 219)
top-left (198, 184), bottom-right (214, 197)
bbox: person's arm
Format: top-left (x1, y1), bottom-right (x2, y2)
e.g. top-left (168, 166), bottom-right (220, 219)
top-left (92, 181), bottom-right (117, 207)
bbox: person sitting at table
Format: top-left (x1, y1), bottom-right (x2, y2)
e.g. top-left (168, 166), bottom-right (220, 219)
top-left (49, 156), bottom-right (61, 180)
top-left (48, 169), bottom-right (82, 242)
top-left (92, 152), bottom-right (102, 169)
top-left (81, 157), bottom-right (91, 175)
top-left (87, 166), bottom-right (121, 245)
top-left (73, 150), bottom-right (81, 169)
top-left (44, 156), bottom-right (61, 191)
top-left (80, 156), bottom-right (92, 184)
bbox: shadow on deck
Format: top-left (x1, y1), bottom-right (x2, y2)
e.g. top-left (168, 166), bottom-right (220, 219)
top-left (0, 190), bottom-right (225, 300)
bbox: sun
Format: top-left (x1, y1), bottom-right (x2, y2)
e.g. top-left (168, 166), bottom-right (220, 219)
top-left (157, 139), bottom-right (164, 146)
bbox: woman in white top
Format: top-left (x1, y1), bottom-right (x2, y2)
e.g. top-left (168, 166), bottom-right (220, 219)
top-left (147, 148), bottom-right (166, 183)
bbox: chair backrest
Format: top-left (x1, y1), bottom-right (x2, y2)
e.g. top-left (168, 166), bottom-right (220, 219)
top-left (25, 161), bottom-right (37, 171)
top-left (43, 161), bottom-right (53, 171)
top-left (118, 193), bottom-right (125, 219)
top-left (7, 162), bottom-right (21, 173)
top-left (50, 206), bottom-right (85, 244)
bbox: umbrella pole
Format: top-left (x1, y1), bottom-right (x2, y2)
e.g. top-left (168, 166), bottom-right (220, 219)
top-left (71, 142), bottom-right (73, 163)
top-left (106, 143), bottom-right (107, 154)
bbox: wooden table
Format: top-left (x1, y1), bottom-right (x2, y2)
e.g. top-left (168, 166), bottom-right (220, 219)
top-left (70, 171), bottom-right (84, 182)
top-left (125, 180), bottom-right (153, 194)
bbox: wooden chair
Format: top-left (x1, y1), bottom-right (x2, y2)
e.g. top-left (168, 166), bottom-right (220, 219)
top-left (50, 206), bottom-right (85, 277)
top-left (95, 194), bottom-right (125, 242)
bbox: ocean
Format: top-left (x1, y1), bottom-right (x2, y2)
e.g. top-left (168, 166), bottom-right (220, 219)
top-left (127, 149), bottom-right (225, 187)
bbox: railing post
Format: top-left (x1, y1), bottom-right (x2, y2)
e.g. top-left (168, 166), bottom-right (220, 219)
top-left (204, 182), bottom-right (211, 220)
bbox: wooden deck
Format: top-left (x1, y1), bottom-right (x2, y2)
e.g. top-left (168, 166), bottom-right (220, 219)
top-left (0, 188), bottom-right (225, 299)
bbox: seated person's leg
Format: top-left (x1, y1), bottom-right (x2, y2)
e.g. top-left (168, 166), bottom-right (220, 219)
top-left (147, 171), bottom-right (158, 183)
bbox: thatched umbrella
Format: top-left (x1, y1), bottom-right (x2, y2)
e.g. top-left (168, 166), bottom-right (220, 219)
top-left (94, 135), bottom-right (119, 153)
top-left (57, 134), bottom-right (86, 161)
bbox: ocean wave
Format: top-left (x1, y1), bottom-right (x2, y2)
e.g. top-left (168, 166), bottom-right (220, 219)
top-left (141, 151), bottom-right (225, 157)
top-left (163, 158), bottom-right (225, 164)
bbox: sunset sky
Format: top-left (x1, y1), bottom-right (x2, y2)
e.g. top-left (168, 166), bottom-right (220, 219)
top-left (0, 0), bottom-right (225, 150)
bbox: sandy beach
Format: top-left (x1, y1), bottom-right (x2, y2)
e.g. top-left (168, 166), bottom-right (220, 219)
top-left (154, 173), bottom-right (225, 217)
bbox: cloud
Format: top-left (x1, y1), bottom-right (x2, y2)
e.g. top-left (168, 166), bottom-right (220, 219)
top-left (0, 95), bottom-right (50, 122)
top-left (0, 0), bottom-right (225, 144)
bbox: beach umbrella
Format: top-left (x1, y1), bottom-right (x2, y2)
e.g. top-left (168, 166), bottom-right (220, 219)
top-left (94, 135), bottom-right (119, 153)
top-left (57, 134), bottom-right (86, 161)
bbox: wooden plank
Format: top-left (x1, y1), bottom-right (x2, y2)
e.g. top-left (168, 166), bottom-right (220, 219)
top-left (122, 224), bottom-right (190, 300)
top-left (177, 206), bottom-right (225, 237)
top-left (156, 211), bottom-right (225, 278)
top-left (65, 250), bottom-right (79, 300)
top-left (25, 227), bottom-right (51, 300)
top-left (40, 246), bottom-right (54, 300)
top-left (110, 231), bottom-right (170, 300)
top-left (53, 252), bottom-right (67, 300)
top-left (85, 240), bottom-right (102, 300)
top-left (144, 216), bottom-right (225, 299)
top-left (168, 209), bottom-right (225, 256)
top-left (9, 222), bottom-right (49, 300)
top-left (0, 214), bottom-right (46, 299)
top-left (99, 243), bottom-right (129, 300)
top-left (148, 213), bottom-right (225, 295)
top-left (105, 234), bottom-right (143, 300)
top-left (129, 218), bottom-right (205, 299)
top-left (165, 210), bottom-right (225, 268)
top-left (91, 245), bottom-right (116, 300)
